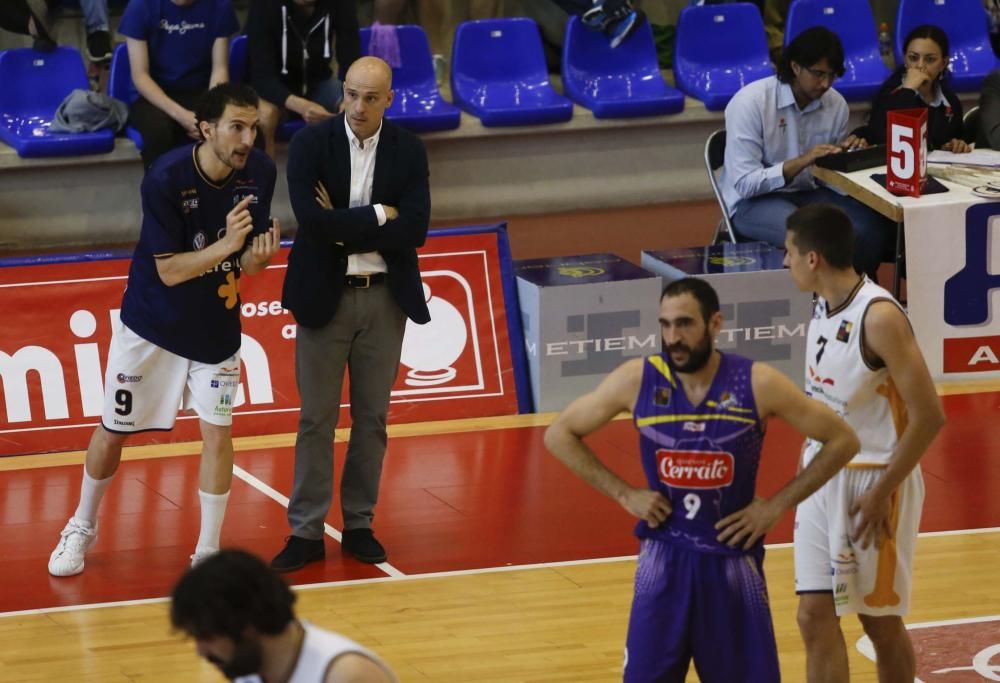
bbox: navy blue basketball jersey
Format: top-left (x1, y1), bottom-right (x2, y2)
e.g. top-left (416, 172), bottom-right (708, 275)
top-left (633, 352), bottom-right (765, 555)
top-left (121, 144), bottom-right (276, 364)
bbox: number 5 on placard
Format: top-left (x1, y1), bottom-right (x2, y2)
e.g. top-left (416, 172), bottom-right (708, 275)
top-left (889, 123), bottom-right (914, 179)
top-left (886, 108), bottom-right (927, 197)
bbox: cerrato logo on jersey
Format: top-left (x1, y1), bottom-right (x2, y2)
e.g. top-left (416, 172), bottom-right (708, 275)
top-left (656, 450), bottom-right (734, 489)
top-left (116, 373), bottom-right (142, 383)
top-left (192, 230), bottom-right (207, 250)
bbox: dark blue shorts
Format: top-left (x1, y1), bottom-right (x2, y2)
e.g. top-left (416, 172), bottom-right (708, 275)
top-left (623, 538), bottom-right (780, 682)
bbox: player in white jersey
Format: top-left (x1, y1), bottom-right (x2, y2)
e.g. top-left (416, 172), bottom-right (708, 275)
top-left (783, 204), bottom-right (945, 683)
top-left (171, 549), bottom-right (397, 683)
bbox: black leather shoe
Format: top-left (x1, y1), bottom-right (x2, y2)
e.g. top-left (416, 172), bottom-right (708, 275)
top-left (341, 528), bottom-right (387, 564)
top-left (270, 536), bottom-right (325, 572)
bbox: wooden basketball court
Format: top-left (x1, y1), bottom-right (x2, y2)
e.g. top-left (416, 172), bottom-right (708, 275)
top-left (1, 382), bottom-right (998, 682)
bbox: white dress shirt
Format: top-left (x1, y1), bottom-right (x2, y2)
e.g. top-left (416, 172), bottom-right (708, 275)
top-left (344, 117), bottom-right (388, 275)
top-left (719, 76), bottom-right (849, 215)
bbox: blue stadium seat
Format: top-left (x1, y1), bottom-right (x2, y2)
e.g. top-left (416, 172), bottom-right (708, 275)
top-left (0, 47), bottom-right (115, 157)
top-left (451, 18), bottom-right (573, 127)
top-left (894, 0), bottom-right (999, 91)
top-left (360, 25), bottom-right (461, 132)
top-left (561, 16), bottom-right (684, 118)
top-left (784, 0), bottom-right (890, 101)
top-left (673, 3), bottom-right (774, 111)
top-left (107, 43), bottom-right (143, 149)
top-left (229, 35), bottom-right (305, 141)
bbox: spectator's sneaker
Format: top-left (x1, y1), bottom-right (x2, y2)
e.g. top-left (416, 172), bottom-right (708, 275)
top-left (48, 518), bottom-right (98, 577)
top-left (32, 35), bottom-right (57, 52)
top-left (582, 5), bottom-right (612, 30)
top-left (609, 9), bottom-right (643, 49)
top-left (86, 30), bottom-right (112, 63)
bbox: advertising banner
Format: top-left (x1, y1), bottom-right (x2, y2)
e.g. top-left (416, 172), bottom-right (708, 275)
top-left (0, 225), bottom-right (528, 456)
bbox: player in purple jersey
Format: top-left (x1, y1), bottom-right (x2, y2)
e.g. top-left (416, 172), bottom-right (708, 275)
top-left (48, 83), bottom-right (281, 579)
top-left (545, 277), bottom-right (860, 682)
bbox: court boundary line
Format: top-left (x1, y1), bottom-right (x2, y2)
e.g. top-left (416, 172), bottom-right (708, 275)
top-left (231, 465), bottom-right (405, 579)
top-left (3, 529), bottom-right (996, 620)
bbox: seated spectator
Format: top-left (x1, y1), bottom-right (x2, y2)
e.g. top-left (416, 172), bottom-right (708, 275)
top-left (0, 0), bottom-right (55, 50)
top-left (853, 25), bottom-right (970, 153)
top-left (718, 26), bottom-right (894, 279)
top-left (119, 0), bottom-right (239, 169)
top-left (171, 550), bottom-right (398, 682)
top-left (80, 0), bottom-right (113, 63)
top-left (245, 0), bottom-right (361, 159)
top-left (979, 67), bottom-right (1000, 148)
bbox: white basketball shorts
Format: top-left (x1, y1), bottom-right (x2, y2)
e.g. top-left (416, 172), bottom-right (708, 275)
top-left (794, 464), bottom-right (924, 616)
top-left (102, 323), bottom-right (241, 432)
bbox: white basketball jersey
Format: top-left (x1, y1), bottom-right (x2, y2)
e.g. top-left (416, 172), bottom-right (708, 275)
top-left (803, 277), bottom-right (908, 466)
top-left (287, 622), bottom-right (397, 683)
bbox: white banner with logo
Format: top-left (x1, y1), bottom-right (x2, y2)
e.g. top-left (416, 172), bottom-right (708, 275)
top-left (904, 198), bottom-right (1000, 382)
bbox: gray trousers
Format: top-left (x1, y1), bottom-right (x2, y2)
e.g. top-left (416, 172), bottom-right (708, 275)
top-left (288, 282), bottom-right (407, 539)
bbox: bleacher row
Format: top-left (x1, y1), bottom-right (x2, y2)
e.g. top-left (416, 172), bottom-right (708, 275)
top-left (2, 0), bottom-right (998, 159)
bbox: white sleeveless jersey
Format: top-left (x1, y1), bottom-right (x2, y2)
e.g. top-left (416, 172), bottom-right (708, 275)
top-left (283, 622), bottom-right (396, 683)
top-left (803, 277), bottom-right (908, 466)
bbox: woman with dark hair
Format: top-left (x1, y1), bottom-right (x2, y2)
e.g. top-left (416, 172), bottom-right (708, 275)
top-left (856, 24), bottom-right (970, 152)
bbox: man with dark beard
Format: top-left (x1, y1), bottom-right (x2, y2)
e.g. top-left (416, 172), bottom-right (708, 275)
top-left (171, 549), bottom-right (397, 682)
top-left (48, 84), bottom-right (279, 578)
top-left (544, 277), bottom-right (860, 683)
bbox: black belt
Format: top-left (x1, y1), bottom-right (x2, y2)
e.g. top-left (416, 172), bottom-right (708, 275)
top-left (344, 273), bottom-right (386, 288)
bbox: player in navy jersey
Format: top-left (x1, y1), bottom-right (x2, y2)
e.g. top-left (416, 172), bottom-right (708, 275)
top-left (545, 277), bottom-right (860, 682)
top-left (48, 83), bottom-right (281, 578)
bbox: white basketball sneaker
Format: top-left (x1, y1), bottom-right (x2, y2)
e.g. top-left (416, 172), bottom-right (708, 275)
top-left (190, 548), bottom-right (217, 568)
top-left (48, 517), bottom-right (98, 577)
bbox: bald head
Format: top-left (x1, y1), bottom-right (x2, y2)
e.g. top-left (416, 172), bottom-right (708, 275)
top-left (346, 56), bottom-right (393, 91)
top-left (342, 57), bottom-right (394, 140)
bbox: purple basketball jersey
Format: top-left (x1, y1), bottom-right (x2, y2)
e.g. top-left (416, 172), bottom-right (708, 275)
top-left (633, 352), bottom-right (764, 554)
top-left (623, 353), bottom-right (780, 682)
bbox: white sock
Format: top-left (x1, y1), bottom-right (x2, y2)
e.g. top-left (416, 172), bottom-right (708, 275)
top-left (195, 489), bottom-right (230, 555)
top-left (73, 468), bottom-right (113, 526)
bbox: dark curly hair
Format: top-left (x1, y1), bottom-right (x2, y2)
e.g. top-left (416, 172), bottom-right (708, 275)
top-left (171, 549), bottom-right (296, 640)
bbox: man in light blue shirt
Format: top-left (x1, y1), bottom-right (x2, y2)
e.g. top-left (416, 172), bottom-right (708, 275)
top-left (720, 27), bottom-right (893, 278)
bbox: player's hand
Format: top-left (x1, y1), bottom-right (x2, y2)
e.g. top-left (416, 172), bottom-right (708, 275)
top-left (716, 497), bottom-right (783, 550)
top-left (249, 220), bottom-right (281, 266)
top-left (383, 205), bottom-right (399, 221)
top-left (849, 488), bottom-right (894, 550)
top-left (840, 134), bottom-right (868, 150)
top-left (303, 102), bottom-right (336, 125)
top-left (621, 488), bottom-right (672, 528)
top-left (940, 138), bottom-right (972, 154)
top-left (222, 195), bottom-right (254, 253)
top-left (315, 182), bottom-right (333, 210)
top-left (176, 108), bottom-right (200, 140)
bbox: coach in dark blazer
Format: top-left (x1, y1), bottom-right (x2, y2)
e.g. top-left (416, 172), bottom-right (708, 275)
top-left (274, 56), bottom-right (430, 571)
